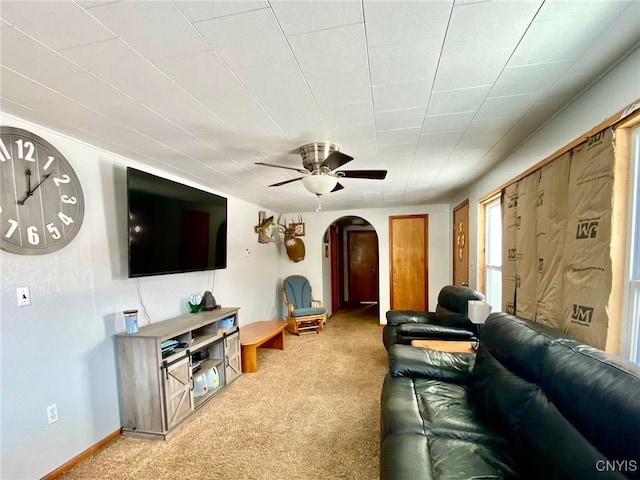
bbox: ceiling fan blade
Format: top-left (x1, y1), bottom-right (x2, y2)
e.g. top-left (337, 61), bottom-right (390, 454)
top-left (268, 177), bottom-right (304, 187)
top-left (331, 182), bottom-right (345, 193)
top-left (255, 162), bottom-right (309, 174)
top-left (337, 169), bottom-right (387, 180)
top-left (322, 151), bottom-right (353, 171)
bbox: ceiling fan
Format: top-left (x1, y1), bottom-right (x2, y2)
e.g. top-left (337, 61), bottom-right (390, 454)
top-left (255, 142), bottom-right (387, 197)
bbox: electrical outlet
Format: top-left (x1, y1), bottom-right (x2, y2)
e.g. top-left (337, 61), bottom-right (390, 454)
top-left (17, 287), bottom-right (31, 307)
top-left (264, 308), bottom-right (268, 316)
top-left (47, 404), bottom-right (59, 424)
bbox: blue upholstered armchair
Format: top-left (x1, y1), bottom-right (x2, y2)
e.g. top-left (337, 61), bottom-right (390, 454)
top-left (282, 275), bottom-right (326, 335)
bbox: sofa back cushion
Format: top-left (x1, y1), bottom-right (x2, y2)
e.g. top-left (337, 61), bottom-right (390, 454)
top-left (542, 340), bottom-right (640, 472)
top-left (473, 314), bottom-right (640, 480)
top-left (434, 285), bottom-right (485, 329)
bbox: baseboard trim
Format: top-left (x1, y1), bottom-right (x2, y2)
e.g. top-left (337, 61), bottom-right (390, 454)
top-left (40, 428), bottom-right (122, 480)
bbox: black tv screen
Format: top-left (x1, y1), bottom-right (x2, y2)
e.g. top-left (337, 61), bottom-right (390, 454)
top-left (127, 167), bottom-right (227, 277)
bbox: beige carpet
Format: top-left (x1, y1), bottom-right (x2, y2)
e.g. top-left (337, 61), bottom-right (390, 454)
top-left (61, 305), bottom-right (388, 480)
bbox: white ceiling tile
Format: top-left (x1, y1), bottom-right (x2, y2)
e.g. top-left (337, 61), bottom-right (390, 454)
top-left (377, 142), bottom-right (417, 160)
top-left (195, 8), bottom-right (292, 69)
top-left (375, 107), bottom-right (426, 131)
top-left (369, 39), bottom-right (440, 86)
top-left (0, 66), bottom-right (71, 108)
top-left (415, 130), bottom-right (464, 157)
top-left (567, 2), bottom-right (640, 78)
top-left (0, 97), bottom-right (76, 136)
top-left (271, 0), bottom-right (362, 35)
top-left (421, 111), bottom-right (475, 134)
top-left (288, 24), bottom-right (367, 78)
top-left (344, 140), bottom-right (378, 158)
top-left (427, 85), bottom-right (491, 115)
top-left (0, 2), bottom-right (115, 50)
top-left (444, 0), bottom-right (541, 54)
top-left (41, 72), bottom-right (135, 111)
top-left (215, 102), bottom-right (284, 139)
top-left (0, 28), bottom-right (85, 80)
top-left (377, 127), bottom-right (421, 147)
top-left (509, 3), bottom-right (630, 68)
top-left (491, 61), bottom-right (572, 97)
top-left (247, 136), bottom-right (295, 152)
top-left (540, 72), bottom-right (592, 106)
top-left (62, 39), bottom-right (166, 88)
top-left (533, 0), bottom-right (629, 23)
top-left (372, 79), bottom-right (431, 112)
top-left (174, 0), bottom-right (268, 22)
top-left (235, 61), bottom-right (329, 141)
top-left (196, 129), bottom-right (250, 149)
top-left (434, 51), bottom-right (511, 91)
top-left (88, 1), bottom-right (209, 60)
top-left (363, 0), bottom-right (452, 48)
top-left (321, 102), bottom-right (375, 129)
top-left (307, 69), bottom-right (371, 107)
top-left (476, 92), bottom-right (540, 120)
top-left (332, 124), bottom-right (376, 144)
top-left (459, 117), bottom-right (520, 148)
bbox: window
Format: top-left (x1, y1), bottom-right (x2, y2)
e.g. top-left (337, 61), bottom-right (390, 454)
top-left (623, 125), bottom-right (640, 363)
top-left (484, 197), bottom-right (502, 311)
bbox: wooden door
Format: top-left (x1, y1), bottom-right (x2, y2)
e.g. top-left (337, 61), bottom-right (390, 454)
top-left (347, 231), bottom-right (379, 304)
top-left (389, 215), bottom-right (428, 310)
top-left (329, 225), bottom-right (340, 311)
top-left (162, 356), bottom-right (193, 430)
top-left (453, 200), bottom-right (470, 286)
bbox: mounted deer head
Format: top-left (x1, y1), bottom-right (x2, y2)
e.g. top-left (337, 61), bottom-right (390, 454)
top-left (277, 214), bottom-right (305, 262)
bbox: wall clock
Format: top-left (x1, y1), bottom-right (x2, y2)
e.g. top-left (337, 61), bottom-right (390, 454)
top-left (0, 127), bottom-right (85, 255)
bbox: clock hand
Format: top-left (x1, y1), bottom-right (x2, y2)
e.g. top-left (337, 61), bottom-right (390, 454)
top-left (17, 172), bottom-right (52, 205)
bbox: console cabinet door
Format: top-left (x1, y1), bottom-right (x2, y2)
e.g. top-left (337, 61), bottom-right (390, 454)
top-left (225, 332), bottom-right (241, 383)
top-left (162, 356), bottom-right (193, 430)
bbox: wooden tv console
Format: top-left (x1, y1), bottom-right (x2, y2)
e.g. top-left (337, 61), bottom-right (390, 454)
top-left (114, 307), bottom-right (241, 440)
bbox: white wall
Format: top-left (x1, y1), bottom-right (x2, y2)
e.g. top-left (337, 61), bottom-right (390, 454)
top-left (452, 47), bottom-right (640, 292)
top-left (280, 204), bottom-right (452, 324)
top-left (0, 114), bottom-right (282, 479)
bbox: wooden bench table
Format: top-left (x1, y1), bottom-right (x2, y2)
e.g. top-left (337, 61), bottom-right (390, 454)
top-left (239, 320), bottom-right (287, 373)
top-left (411, 339), bottom-right (476, 353)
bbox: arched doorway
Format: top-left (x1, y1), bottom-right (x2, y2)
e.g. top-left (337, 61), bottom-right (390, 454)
top-left (325, 216), bottom-right (380, 314)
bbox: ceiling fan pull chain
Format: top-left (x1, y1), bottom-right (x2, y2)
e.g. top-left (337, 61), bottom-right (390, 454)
top-left (316, 194), bottom-right (322, 212)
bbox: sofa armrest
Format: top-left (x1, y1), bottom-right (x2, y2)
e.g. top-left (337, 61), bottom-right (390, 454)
top-left (388, 344), bottom-right (475, 384)
top-left (397, 323), bottom-right (475, 340)
top-left (385, 310), bottom-right (436, 326)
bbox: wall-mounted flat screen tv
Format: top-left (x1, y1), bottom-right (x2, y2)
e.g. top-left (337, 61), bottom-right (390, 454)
top-left (127, 167), bottom-right (227, 277)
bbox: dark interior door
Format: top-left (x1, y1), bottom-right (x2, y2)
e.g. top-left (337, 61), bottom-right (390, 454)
top-left (348, 231), bottom-right (379, 304)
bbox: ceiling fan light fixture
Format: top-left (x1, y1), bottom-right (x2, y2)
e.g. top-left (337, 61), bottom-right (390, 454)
top-left (301, 174), bottom-right (338, 195)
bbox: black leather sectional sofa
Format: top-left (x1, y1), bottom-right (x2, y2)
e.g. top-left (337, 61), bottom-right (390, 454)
top-left (380, 312), bottom-right (640, 479)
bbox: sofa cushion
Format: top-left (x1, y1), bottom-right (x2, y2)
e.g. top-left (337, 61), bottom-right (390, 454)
top-left (434, 285), bottom-right (484, 329)
top-left (541, 340), bottom-right (640, 475)
top-left (471, 347), bottom-right (539, 439)
top-left (479, 312), bottom-right (571, 384)
top-left (514, 389), bottom-right (627, 480)
top-left (397, 323), bottom-right (475, 342)
top-left (388, 344), bottom-right (475, 383)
